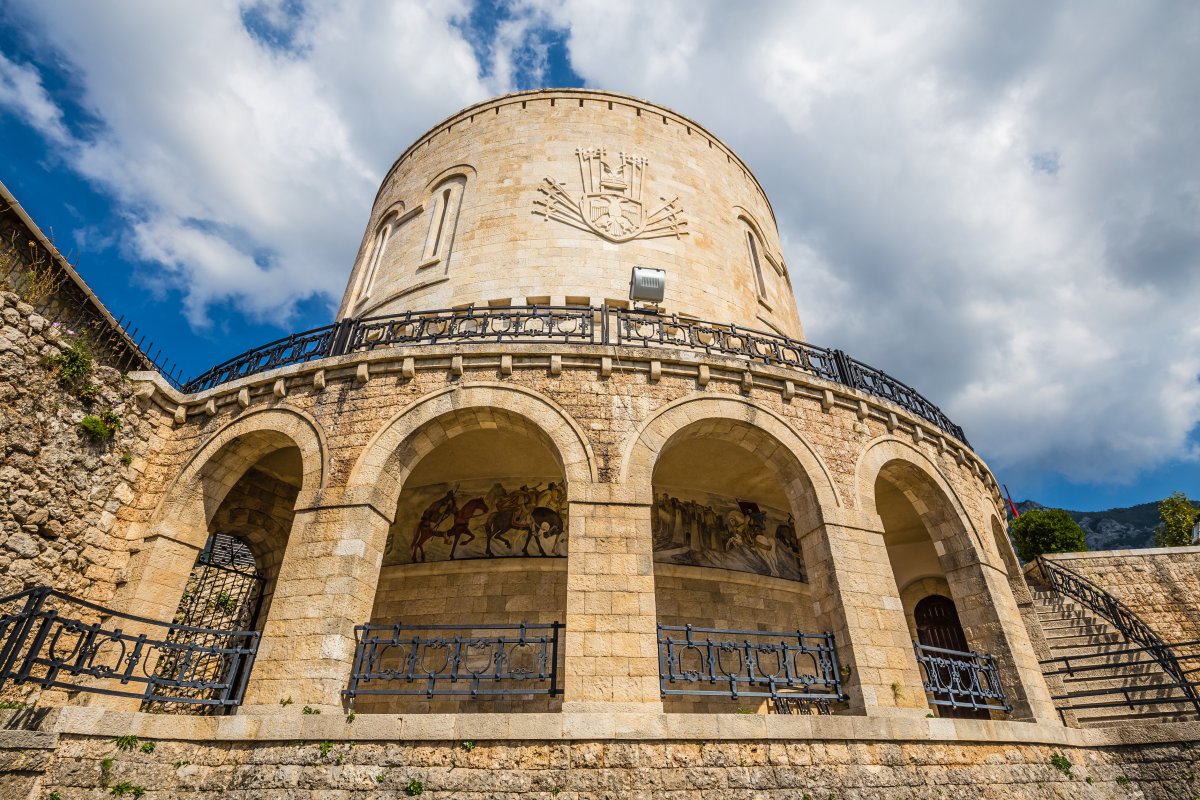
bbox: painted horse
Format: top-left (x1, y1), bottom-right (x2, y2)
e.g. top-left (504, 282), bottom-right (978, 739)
top-left (521, 507), bottom-right (565, 556)
top-left (446, 497), bottom-right (488, 559)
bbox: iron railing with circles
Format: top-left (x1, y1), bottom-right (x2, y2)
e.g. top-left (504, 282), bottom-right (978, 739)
top-left (1033, 556), bottom-right (1200, 714)
top-left (180, 305), bottom-right (968, 444)
top-left (913, 642), bottom-right (1010, 714)
top-left (343, 621), bottom-right (563, 699)
top-left (656, 624), bottom-right (846, 710)
top-left (0, 586), bottom-right (258, 711)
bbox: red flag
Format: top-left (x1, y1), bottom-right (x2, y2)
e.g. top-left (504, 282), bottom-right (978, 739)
top-left (1003, 484), bottom-right (1020, 518)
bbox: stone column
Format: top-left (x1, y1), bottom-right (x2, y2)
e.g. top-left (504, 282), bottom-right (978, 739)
top-left (561, 492), bottom-right (662, 715)
top-left (801, 508), bottom-right (930, 717)
top-left (240, 502), bottom-right (391, 712)
top-left (944, 556), bottom-right (1060, 723)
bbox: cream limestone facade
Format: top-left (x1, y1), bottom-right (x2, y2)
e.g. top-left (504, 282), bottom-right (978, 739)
top-left (98, 91), bottom-right (1058, 728)
top-left (337, 89), bottom-right (802, 340)
top-left (9, 91), bottom-right (1058, 734)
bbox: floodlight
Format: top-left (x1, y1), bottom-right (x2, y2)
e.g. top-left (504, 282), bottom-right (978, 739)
top-left (629, 267), bottom-right (666, 304)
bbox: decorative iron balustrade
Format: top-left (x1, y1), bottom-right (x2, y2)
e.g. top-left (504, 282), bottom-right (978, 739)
top-left (0, 586), bottom-right (258, 711)
top-left (343, 621), bottom-right (563, 699)
top-left (913, 642), bottom-right (1010, 714)
top-left (351, 305), bottom-right (597, 351)
top-left (179, 305), bottom-right (968, 445)
top-left (1034, 556), bottom-right (1200, 714)
top-left (1040, 639), bottom-right (1200, 722)
top-left (657, 624), bottom-right (845, 707)
top-left (183, 323), bottom-right (340, 392)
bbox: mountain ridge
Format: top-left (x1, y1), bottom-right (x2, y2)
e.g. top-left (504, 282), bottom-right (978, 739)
top-left (1012, 499), bottom-right (1199, 551)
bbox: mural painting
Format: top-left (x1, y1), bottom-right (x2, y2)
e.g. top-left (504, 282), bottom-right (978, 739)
top-left (383, 478), bottom-right (567, 566)
top-left (651, 489), bottom-right (805, 581)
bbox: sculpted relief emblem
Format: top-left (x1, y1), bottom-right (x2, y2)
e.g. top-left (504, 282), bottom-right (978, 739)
top-left (535, 147), bottom-right (688, 242)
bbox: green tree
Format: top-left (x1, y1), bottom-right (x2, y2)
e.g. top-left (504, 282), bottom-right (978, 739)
top-left (1010, 508), bottom-right (1087, 562)
top-left (1154, 492), bottom-right (1198, 548)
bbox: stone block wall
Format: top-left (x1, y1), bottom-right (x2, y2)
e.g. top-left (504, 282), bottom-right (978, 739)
top-left (357, 560), bottom-right (568, 714)
top-left (655, 564), bottom-right (816, 713)
top-left (7, 731), bottom-right (1199, 800)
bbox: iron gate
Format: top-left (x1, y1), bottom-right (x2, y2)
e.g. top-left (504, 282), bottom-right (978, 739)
top-left (146, 532), bottom-right (265, 712)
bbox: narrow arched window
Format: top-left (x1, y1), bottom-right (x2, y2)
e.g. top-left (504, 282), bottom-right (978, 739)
top-left (746, 229), bottom-right (767, 297)
top-left (421, 176), bottom-right (467, 266)
top-left (354, 213), bottom-right (397, 311)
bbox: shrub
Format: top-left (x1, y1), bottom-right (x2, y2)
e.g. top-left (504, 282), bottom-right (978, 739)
top-left (51, 336), bottom-right (94, 390)
top-left (1049, 752), bottom-right (1073, 777)
top-left (1154, 492), bottom-right (1199, 548)
top-left (1010, 508), bottom-right (1086, 562)
top-left (80, 410), bottom-right (121, 441)
top-left (113, 735), bottom-right (139, 751)
top-left (405, 779), bottom-right (424, 796)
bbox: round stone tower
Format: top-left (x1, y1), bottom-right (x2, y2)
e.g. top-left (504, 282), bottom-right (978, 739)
top-left (337, 89), bottom-right (802, 340)
top-left (102, 88), bottom-right (1054, 732)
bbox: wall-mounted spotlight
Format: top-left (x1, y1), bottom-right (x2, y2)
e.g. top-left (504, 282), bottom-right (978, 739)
top-left (629, 266), bottom-right (666, 310)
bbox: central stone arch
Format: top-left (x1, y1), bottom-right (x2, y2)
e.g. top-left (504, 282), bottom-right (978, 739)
top-left (342, 383), bottom-right (597, 714)
top-left (620, 394), bottom-right (843, 713)
top-left (346, 383), bottom-right (596, 516)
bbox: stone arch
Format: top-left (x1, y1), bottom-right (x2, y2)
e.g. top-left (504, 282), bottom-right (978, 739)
top-left (424, 163), bottom-right (477, 191)
top-left (147, 406), bottom-right (327, 551)
top-left (854, 436), bottom-right (987, 557)
top-left (346, 383), bottom-right (596, 517)
top-left (621, 394), bottom-right (839, 532)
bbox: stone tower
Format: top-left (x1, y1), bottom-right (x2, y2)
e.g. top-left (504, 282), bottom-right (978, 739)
top-left (100, 88), bottom-right (1049, 723)
top-left (337, 89), bottom-right (802, 340)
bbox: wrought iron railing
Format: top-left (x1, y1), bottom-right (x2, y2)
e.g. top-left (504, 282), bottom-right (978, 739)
top-left (343, 621), bottom-right (563, 699)
top-left (1033, 556), bottom-right (1200, 714)
top-left (1040, 639), bottom-right (1200, 720)
top-left (657, 624), bottom-right (845, 708)
top-left (0, 586), bottom-right (258, 710)
top-left (179, 305), bottom-right (968, 444)
top-left (913, 641), bottom-right (1010, 714)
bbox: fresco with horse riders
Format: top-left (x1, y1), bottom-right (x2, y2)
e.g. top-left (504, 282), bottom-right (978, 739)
top-left (383, 478), bottom-right (568, 565)
top-left (651, 489), bottom-right (805, 581)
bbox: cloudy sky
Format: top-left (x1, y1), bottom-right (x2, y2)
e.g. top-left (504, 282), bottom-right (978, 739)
top-left (1, 1), bottom-right (1198, 510)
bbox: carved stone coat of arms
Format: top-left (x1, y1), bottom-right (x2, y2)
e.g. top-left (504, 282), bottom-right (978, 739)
top-left (535, 148), bottom-right (688, 243)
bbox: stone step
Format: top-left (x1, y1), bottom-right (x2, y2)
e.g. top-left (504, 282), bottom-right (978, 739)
top-left (1041, 631), bottom-right (1125, 649)
top-left (1038, 620), bottom-right (1112, 635)
top-left (1058, 673), bottom-right (1179, 692)
top-left (1041, 641), bottom-right (1145, 659)
top-left (1055, 663), bottom-right (1173, 683)
top-left (1041, 623), bottom-right (1113, 642)
top-left (1071, 705), bottom-right (1200, 727)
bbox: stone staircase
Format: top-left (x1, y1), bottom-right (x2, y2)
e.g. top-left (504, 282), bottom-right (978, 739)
top-left (1033, 588), bottom-right (1200, 727)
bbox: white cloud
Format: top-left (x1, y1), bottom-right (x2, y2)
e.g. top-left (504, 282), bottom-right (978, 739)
top-left (8, 0), bottom-right (489, 326)
top-left (531, 0), bottom-right (1200, 483)
top-left (4, 0), bottom-right (1199, 488)
top-left (0, 52), bottom-right (71, 145)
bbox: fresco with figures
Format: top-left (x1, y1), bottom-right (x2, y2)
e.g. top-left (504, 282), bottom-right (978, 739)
top-left (383, 478), bottom-right (567, 566)
top-left (652, 489), bottom-right (805, 581)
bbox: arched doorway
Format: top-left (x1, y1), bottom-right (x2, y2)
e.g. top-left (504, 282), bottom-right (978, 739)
top-left (914, 594), bottom-right (969, 652)
top-left (145, 444), bottom-right (303, 713)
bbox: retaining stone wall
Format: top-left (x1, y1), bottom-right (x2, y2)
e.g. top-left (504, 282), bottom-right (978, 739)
top-left (1046, 548), bottom-right (1200, 654)
top-left (3, 734), bottom-right (1198, 800)
top-left (0, 291), bottom-right (158, 607)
